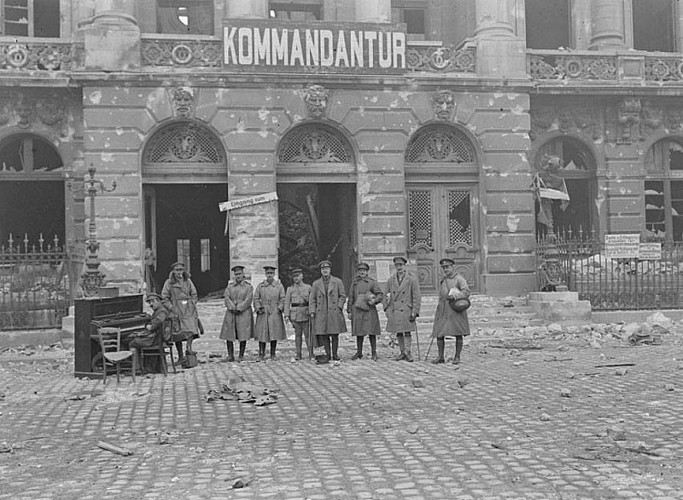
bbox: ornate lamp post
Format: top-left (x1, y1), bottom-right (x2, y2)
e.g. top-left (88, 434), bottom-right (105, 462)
top-left (69, 166), bottom-right (116, 296)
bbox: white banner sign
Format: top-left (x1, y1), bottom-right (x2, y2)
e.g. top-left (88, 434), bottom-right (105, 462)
top-left (638, 242), bottom-right (662, 260)
top-left (219, 192), bottom-right (278, 212)
top-left (604, 233), bottom-right (640, 259)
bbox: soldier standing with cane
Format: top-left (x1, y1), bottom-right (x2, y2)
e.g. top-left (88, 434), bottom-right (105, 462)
top-left (383, 256), bottom-right (421, 362)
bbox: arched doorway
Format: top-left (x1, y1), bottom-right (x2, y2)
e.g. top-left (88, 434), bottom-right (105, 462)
top-left (404, 124), bottom-right (481, 292)
top-left (0, 134), bottom-right (65, 244)
top-left (276, 122), bottom-right (357, 288)
top-left (533, 135), bottom-right (597, 237)
top-left (142, 120), bottom-right (229, 296)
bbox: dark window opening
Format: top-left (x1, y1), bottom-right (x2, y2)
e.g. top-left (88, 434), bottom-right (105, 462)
top-left (157, 0), bottom-right (214, 35)
top-left (0, 135), bottom-right (63, 173)
top-left (633, 0), bottom-right (675, 52)
top-left (2, 0), bottom-right (60, 37)
top-left (525, 0), bottom-right (570, 49)
top-left (269, 2), bottom-right (322, 21)
top-left (392, 1), bottom-right (427, 41)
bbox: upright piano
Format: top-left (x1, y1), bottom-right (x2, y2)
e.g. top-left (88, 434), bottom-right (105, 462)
top-left (74, 294), bottom-right (150, 378)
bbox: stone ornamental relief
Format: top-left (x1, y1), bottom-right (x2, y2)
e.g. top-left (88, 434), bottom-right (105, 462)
top-left (303, 84), bottom-right (329, 119)
top-left (0, 91), bottom-right (70, 135)
top-left (432, 90), bottom-right (456, 121)
top-left (616, 98), bottom-right (641, 144)
top-left (168, 86), bottom-right (195, 118)
top-left (530, 105), bottom-right (603, 142)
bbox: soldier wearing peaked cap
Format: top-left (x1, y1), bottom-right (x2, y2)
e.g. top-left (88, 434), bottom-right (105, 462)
top-left (284, 268), bottom-right (313, 360)
top-left (348, 262), bottom-right (383, 361)
top-left (431, 257), bottom-right (470, 365)
top-left (383, 256), bottom-right (421, 362)
top-left (219, 265), bottom-right (254, 362)
top-left (309, 260), bottom-right (347, 362)
top-left (129, 293), bottom-right (171, 374)
top-left (253, 265), bottom-right (286, 361)
top-left (161, 260), bottom-right (200, 367)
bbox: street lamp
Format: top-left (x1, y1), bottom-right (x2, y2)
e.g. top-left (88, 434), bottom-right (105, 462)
top-left (69, 165), bottom-right (116, 296)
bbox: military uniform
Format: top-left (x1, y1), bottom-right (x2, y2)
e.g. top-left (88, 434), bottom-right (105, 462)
top-left (348, 263), bottom-right (383, 360)
top-left (284, 273), bottom-right (312, 360)
top-left (254, 266), bottom-right (286, 360)
top-left (309, 260), bottom-right (347, 361)
top-left (383, 256), bottom-right (421, 362)
top-left (219, 268), bottom-right (254, 362)
top-left (431, 258), bottom-right (470, 364)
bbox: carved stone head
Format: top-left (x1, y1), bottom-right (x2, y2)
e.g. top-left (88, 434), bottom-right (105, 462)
top-left (304, 84), bottom-right (329, 119)
top-left (432, 90), bottom-right (455, 120)
top-left (170, 86), bottom-right (195, 118)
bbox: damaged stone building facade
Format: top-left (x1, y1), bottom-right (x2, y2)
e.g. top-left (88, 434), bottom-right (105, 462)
top-left (1, 0), bottom-right (682, 298)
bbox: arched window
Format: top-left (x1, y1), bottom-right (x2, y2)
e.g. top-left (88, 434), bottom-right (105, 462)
top-left (0, 134), bottom-right (62, 175)
top-left (405, 124), bottom-right (475, 164)
top-left (534, 136), bottom-right (597, 236)
top-left (644, 138), bottom-right (683, 241)
top-left (277, 123), bottom-right (353, 164)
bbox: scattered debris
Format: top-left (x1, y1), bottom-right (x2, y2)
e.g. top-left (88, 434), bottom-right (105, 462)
top-left (230, 473), bottom-right (254, 489)
top-left (560, 388), bottom-right (573, 398)
top-left (664, 384), bottom-right (675, 392)
top-left (204, 377), bottom-right (280, 405)
top-left (97, 441), bottom-right (133, 456)
top-left (607, 426), bottom-right (627, 441)
top-left (457, 378), bottom-right (470, 388)
top-left (406, 423), bottom-right (419, 434)
top-left (539, 413), bottom-right (551, 421)
top-left (628, 331), bottom-right (663, 346)
top-left (543, 356), bottom-right (573, 362)
top-left (411, 378), bottom-right (425, 388)
top-left (0, 443), bottom-right (12, 453)
top-left (615, 368), bottom-right (628, 376)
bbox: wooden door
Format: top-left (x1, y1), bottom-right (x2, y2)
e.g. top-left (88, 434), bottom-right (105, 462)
top-left (406, 184), bottom-right (480, 292)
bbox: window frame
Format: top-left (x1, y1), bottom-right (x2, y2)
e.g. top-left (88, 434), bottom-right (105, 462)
top-left (644, 138), bottom-right (683, 242)
top-left (1, 0), bottom-right (60, 38)
top-left (269, 0), bottom-right (323, 21)
top-left (392, 0), bottom-right (428, 41)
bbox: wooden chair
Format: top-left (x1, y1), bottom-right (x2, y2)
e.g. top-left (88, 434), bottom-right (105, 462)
top-left (97, 327), bottom-right (137, 384)
top-left (140, 331), bottom-right (176, 375)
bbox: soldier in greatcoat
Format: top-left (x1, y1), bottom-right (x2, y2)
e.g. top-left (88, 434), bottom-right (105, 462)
top-left (253, 265), bottom-right (286, 361)
top-left (161, 261), bottom-right (200, 366)
top-left (431, 258), bottom-right (470, 364)
top-left (129, 293), bottom-right (171, 374)
top-left (219, 265), bottom-right (254, 362)
top-left (383, 256), bottom-right (421, 362)
top-left (309, 260), bottom-right (347, 362)
top-left (348, 262), bottom-right (383, 361)
top-left (284, 268), bottom-right (313, 360)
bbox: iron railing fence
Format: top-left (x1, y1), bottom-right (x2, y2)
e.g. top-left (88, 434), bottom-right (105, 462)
top-left (537, 230), bottom-right (683, 311)
top-left (0, 234), bottom-right (73, 330)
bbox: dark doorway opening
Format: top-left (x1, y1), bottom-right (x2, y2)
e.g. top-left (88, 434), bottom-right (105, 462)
top-left (0, 181), bottom-right (64, 245)
top-left (149, 184), bottom-right (229, 297)
top-left (277, 183), bottom-right (356, 288)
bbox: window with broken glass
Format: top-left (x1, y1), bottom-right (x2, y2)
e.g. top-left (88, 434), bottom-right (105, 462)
top-left (157, 0), bottom-right (214, 35)
top-left (644, 139), bottom-right (683, 242)
top-left (0, 0), bottom-right (59, 37)
top-left (269, 1), bottom-right (322, 21)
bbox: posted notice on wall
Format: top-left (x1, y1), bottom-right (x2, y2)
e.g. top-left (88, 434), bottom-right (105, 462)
top-left (604, 234), bottom-right (640, 259)
top-left (375, 260), bottom-right (392, 282)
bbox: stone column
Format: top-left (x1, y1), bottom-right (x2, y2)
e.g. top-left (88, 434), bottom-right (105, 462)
top-left (226, 0), bottom-right (268, 19)
top-left (589, 0), bottom-right (627, 50)
top-left (474, 0), bottom-right (526, 79)
top-left (80, 0), bottom-right (140, 71)
top-left (355, 0), bottom-right (391, 23)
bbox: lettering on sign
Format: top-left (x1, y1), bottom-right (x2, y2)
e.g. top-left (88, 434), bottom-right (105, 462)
top-left (638, 242), bottom-right (662, 260)
top-left (223, 20), bottom-right (406, 74)
top-left (219, 192), bottom-right (278, 212)
top-left (604, 233), bottom-right (640, 259)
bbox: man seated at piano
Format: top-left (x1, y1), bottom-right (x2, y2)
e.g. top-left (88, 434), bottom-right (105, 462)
top-left (129, 293), bottom-right (171, 374)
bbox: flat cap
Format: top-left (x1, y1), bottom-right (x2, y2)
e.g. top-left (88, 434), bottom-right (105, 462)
top-left (357, 262), bottom-right (370, 271)
top-left (231, 265), bottom-right (245, 272)
top-left (170, 261), bottom-right (186, 270)
top-left (439, 258), bottom-right (455, 266)
top-left (263, 265), bottom-right (277, 271)
top-left (393, 256), bottom-right (408, 264)
top-left (146, 292), bottom-right (162, 301)
top-left (290, 268), bottom-right (303, 275)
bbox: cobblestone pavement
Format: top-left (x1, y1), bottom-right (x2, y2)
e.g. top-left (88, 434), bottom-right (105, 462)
top-left (1, 298), bottom-right (683, 499)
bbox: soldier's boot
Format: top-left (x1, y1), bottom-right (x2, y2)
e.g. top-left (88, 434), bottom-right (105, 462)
top-left (432, 338), bottom-right (445, 364)
top-left (238, 341), bottom-right (246, 362)
top-left (226, 341), bottom-right (235, 362)
top-left (322, 335), bottom-right (332, 360)
top-left (351, 336), bottom-right (363, 360)
top-left (394, 334), bottom-right (406, 361)
top-left (404, 334), bottom-right (413, 362)
top-left (175, 341), bottom-right (185, 365)
top-left (258, 342), bottom-right (266, 361)
top-left (369, 335), bottom-right (378, 361)
top-left (270, 340), bottom-right (277, 360)
top-left (331, 334), bottom-right (340, 361)
top-left (453, 336), bottom-right (463, 364)
top-left (295, 334), bottom-right (303, 360)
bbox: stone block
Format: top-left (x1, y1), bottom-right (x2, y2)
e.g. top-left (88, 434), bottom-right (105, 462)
top-left (604, 179), bottom-right (642, 196)
top-left (84, 152), bottom-right (139, 173)
top-left (476, 39), bottom-right (527, 79)
top-left (608, 197), bottom-right (640, 215)
top-left (96, 197), bottom-right (141, 219)
top-left (230, 174), bottom-right (276, 195)
top-left (362, 235), bottom-right (403, 254)
top-left (368, 174), bottom-right (405, 194)
top-left (486, 213), bottom-right (535, 233)
top-left (228, 153), bottom-right (276, 173)
top-left (469, 111), bottom-right (530, 135)
top-left (361, 196), bottom-right (405, 214)
top-left (482, 273), bottom-right (536, 296)
top-left (84, 86), bottom-right (148, 108)
top-left (84, 108), bottom-right (154, 132)
top-left (85, 130), bottom-right (143, 151)
top-left (358, 153), bottom-right (405, 173)
top-left (479, 131), bottom-right (530, 152)
top-left (99, 239), bottom-right (142, 261)
top-left (225, 130), bottom-right (279, 152)
top-left (528, 291), bottom-right (579, 302)
top-left (360, 90), bottom-right (409, 109)
top-left (485, 171), bottom-right (533, 191)
top-left (487, 233), bottom-right (536, 253)
top-left (355, 131), bottom-right (407, 152)
top-left (232, 237), bottom-right (278, 259)
top-left (383, 110), bottom-right (419, 133)
top-left (342, 109), bottom-right (385, 134)
top-left (529, 296), bottom-right (592, 323)
top-left (486, 254), bottom-right (536, 274)
top-left (145, 87), bottom-right (172, 123)
top-left (84, 23), bottom-right (141, 71)
top-left (328, 92), bottom-right (362, 123)
top-left (96, 218), bottom-right (142, 239)
top-left (361, 215), bottom-right (405, 235)
top-left (608, 216), bottom-right (644, 233)
top-left (485, 192), bottom-right (534, 213)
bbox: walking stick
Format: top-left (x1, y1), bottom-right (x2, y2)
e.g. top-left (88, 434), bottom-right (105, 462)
top-left (413, 318), bottom-right (420, 360)
top-left (307, 318), bottom-right (314, 358)
top-left (425, 336), bottom-right (434, 362)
